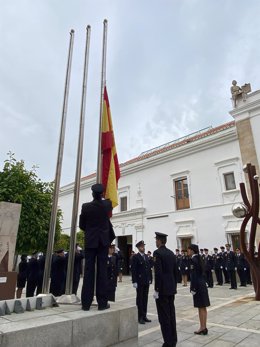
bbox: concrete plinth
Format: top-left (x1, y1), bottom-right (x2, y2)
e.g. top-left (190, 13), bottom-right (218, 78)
top-left (0, 302), bottom-right (138, 347)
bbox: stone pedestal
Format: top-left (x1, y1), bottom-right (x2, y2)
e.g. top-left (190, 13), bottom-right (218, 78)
top-left (0, 272), bottom-right (17, 300)
top-left (0, 303), bottom-right (138, 347)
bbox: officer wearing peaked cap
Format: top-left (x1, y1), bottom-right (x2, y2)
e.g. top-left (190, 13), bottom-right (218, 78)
top-left (131, 240), bottom-right (152, 324)
top-left (80, 183), bottom-right (115, 311)
top-left (153, 232), bottom-right (178, 347)
top-left (212, 248), bottom-right (223, 285)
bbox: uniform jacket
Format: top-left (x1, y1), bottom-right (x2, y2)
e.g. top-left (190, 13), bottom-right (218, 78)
top-left (236, 253), bottom-right (247, 270)
top-left (212, 252), bottom-right (223, 270)
top-left (79, 198), bottom-right (113, 248)
top-left (131, 253), bottom-right (152, 286)
top-left (204, 254), bottom-right (214, 271)
top-left (153, 246), bottom-right (177, 296)
top-left (27, 257), bottom-right (39, 283)
top-left (180, 255), bottom-right (190, 275)
top-left (224, 251), bottom-right (237, 271)
top-left (190, 254), bottom-right (205, 292)
top-left (107, 255), bottom-right (118, 291)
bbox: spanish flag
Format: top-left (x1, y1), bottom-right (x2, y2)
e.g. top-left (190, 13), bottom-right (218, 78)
top-left (101, 86), bottom-right (120, 207)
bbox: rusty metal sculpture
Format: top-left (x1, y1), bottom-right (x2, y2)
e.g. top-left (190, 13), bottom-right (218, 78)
top-left (232, 163), bottom-right (260, 300)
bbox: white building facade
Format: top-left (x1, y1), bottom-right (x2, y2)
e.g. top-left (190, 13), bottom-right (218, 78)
top-left (59, 86), bottom-right (260, 270)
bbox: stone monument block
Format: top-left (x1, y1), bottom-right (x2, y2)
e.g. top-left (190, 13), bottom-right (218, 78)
top-left (0, 202), bottom-right (21, 300)
top-left (0, 202), bottom-right (21, 271)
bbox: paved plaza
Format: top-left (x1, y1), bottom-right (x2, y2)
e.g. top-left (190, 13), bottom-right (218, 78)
top-left (2, 276), bottom-right (259, 346)
top-left (113, 276), bottom-right (260, 347)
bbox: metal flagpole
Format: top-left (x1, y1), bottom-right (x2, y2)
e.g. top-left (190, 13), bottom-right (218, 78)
top-left (62, 26), bottom-right (91, 300)
top-left (96, 19), bottom-right (108, 183)
top-left (42, 30), bottom-right (75, 294)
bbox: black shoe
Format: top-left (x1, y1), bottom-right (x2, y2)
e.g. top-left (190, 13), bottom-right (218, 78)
top-left (82, 306), bottom-right (90, 311)
top-left (194, 328), bottom-right (208, 335)
top-left (144, 317), bottom-right (152, 322)
top-left (98, 303), bottom-right (110, 311)
top-left (138, 318), bottom-right (145, 324)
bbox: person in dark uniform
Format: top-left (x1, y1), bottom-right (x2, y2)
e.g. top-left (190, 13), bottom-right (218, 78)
top-left (147, 251), bottom-right (154, 269)
top-left (224, 244), bottom-right (237, 289)
top-left (26, 252), bottom-right (39, 297)
top-left (212, 248), bottom-right (223, 285)
top-left (50, 249), bottom-right (67, 296)
top-left (80, 183), bottom-right (114, 311)
top-left (131, 240), bottom-right (152, 324)
top-left (153, 232), bottom-right (177, 347)
top-left (220, 246), bottom-right (230, 283)
top-left (16, 255), bottom-right (28, 298)
top-left (117, 249), bottom-right (124, 282)
top-left (36, 253), bottom-right (45, 295)
top-left (175, 249), bottom-right (182, 284)
top-left (180, 250), bottom-right (189, 286)
top-left (204, 249), bottom-right (214, 288)
top-left (107, 244), bottom-right (118, 302)
top-left (73, 244), bottom-right (84, 295)
top-left (235, 248), bottom-right (247, 287)
top-left (188, 244), bottom-right (210, 336)
top-left (244, 257), bottom-right (252, 285)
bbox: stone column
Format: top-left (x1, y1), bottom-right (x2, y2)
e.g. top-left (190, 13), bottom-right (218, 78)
top-left (230, 89), bottom-right (260, 247)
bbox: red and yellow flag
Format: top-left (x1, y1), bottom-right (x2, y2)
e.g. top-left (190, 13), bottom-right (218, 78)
top-left (101, 86), bottom-right (120, 207)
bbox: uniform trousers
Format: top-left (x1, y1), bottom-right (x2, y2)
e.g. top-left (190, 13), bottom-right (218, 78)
top-left (26, 280), bottom-right (37, 297)
top-left (136, 284), bottom-right (149, 319)
top-left (81, 245), bottom-right (108, 309)
top-left (156, 295), bottom-right (177, 347)
top-left (215, 268), bottom-right (223, 285)
top-left (237, 268), bottom-right (247, 286)
top-left (222, 268), bottom-right (230, 283)
top-left (228, 269), bottom-right (237, 289)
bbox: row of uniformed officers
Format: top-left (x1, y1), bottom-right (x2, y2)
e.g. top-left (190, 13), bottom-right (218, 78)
top-left (175, 244), bottom-right (252, 290)
top-left (16, 244), bottom-right (121, 300)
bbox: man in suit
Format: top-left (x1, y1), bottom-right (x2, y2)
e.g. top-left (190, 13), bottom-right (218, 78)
top-left (80, 183), bottom-right (114, 311)
top-left (153, 232), bottom-right (178, 347)
top-left (131, 240), bottom-right (152, 324)
top-left (224, 244), bottom-right (237, 289)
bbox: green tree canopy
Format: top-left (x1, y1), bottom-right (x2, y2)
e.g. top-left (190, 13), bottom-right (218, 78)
top-left (0, 152), bottom-right (62, 254)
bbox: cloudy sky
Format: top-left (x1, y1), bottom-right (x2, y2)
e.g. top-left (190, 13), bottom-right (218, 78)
top-left (1, 0), bottom-right (260, 185)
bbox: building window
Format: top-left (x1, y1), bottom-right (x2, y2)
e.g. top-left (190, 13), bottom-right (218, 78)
top-left (224, 172), bottom-right (236, 191)
top-left (175, 178), bottom-right (190, 210)
top-left (120, 196), bottom-right (127, 212)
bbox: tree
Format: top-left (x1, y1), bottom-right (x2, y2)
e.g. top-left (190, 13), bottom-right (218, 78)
top-left (0, 152), bottom-right (62, 254)
top-left (54, 233), bottom-right (70, 251)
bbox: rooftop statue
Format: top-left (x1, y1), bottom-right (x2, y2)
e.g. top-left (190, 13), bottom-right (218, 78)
top-left (231, 80), bottom-right (251, 107)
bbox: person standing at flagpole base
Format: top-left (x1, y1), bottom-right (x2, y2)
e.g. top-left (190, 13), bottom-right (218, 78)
top-left (153, 232), bottom-right (178, 347)
top-left (80, 183), bottom-right (115, 311)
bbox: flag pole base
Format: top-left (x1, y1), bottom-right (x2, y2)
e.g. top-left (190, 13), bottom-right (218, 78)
top-left (56, 294), bottom-right (80, 304)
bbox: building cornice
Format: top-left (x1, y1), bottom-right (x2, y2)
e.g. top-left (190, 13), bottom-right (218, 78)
top-left (59, 126), bottom-right (237, 196)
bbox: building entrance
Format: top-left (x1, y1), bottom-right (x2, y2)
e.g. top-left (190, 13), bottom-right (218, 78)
top-left (117, 235), bottom-right (132, 275)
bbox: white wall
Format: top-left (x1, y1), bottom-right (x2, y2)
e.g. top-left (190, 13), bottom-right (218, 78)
top-left (58, 123), bottom-right (246, 254)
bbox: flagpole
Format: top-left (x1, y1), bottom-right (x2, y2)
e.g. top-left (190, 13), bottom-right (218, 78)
top-left (96, 19), bottom-right (108, 183)
top-left (42, 29), bottom-right (75, 294)
top-left (64, 25), bottom-right (91, 298)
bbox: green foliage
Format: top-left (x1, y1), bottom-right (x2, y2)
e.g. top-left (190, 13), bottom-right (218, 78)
top-left (54, 233), bottom-right (70, 251)
top-left (76, 230), bottom-right (84, 248)
top-left (0, 152), bottom-right (63, 254)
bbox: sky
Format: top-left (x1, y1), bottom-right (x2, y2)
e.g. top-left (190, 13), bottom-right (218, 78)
top-left (1, 0), bottom-right (260, 185)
